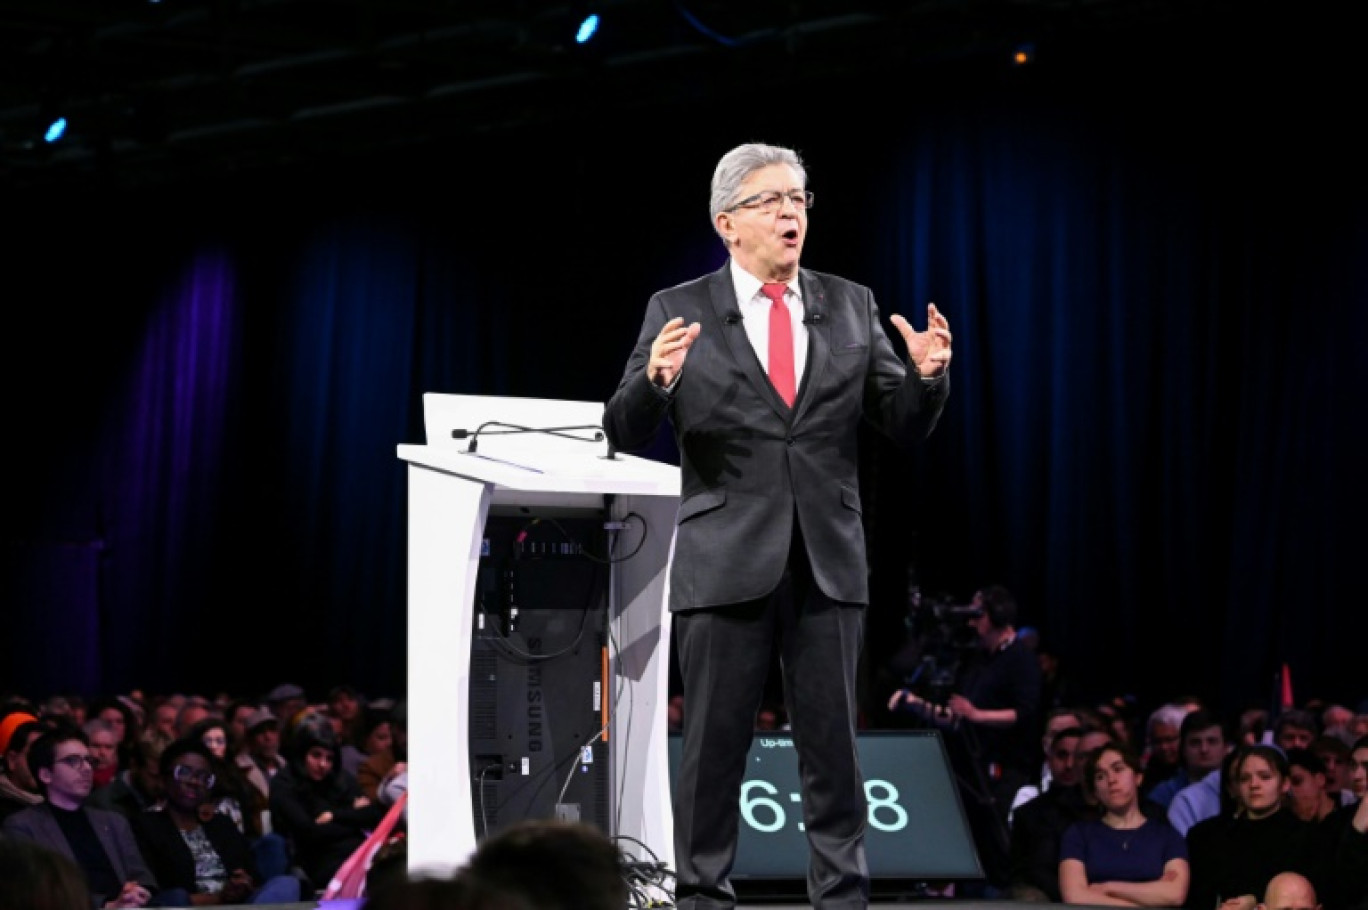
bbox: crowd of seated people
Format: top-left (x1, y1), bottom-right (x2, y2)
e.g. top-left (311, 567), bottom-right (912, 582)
top-left (1, 682), bottom-right (402, 905)
top-left (2, 681), bottom-right (1367, 908)
top-left (997, 696), bottom-right (1368, 909)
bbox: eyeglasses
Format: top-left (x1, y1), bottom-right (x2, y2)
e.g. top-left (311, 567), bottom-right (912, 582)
top-left (725, 189), bottom-right (814, 214)
top-left (172, 765), bottom-right (217, 788)
top-left (54, 754), bottom-right (95, 770)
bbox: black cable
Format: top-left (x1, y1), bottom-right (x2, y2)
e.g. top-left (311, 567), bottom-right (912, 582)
top-left (615, 835), bottom-right (675, 908)
top-left (475, 762), bottom-right (501, 839)
top-left (528, 513), bottom-right (648, 565)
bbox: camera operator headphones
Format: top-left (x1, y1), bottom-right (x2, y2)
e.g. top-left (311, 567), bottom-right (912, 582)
top-left (976, 585), bottom-right (1018, 631)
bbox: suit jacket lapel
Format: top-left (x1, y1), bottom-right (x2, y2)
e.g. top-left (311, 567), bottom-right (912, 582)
top-left (793, 269), bottom-right (829, 421)
top-left (32, 805), bottom-right (78, 860)
top-left (89, 809), bottom-right (129, 881)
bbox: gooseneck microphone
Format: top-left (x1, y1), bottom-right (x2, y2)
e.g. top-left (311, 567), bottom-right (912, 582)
top-left (451, 421), bottom-right (618, 460)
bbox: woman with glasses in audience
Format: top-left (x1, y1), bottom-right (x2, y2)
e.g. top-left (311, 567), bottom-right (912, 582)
top-left (188, 715), bottom-right (293, 884)
top-left (1059, 740), bottom-right (1189, 906)
top-left (132, 737), bottom-right (301, 906)
top-left (187, 717), bottom-right (250, 834)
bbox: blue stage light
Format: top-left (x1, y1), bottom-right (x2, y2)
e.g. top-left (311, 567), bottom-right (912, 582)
top-left (576, 14), bottom-right (599, 44)
top-left (44, 117), bottom-right (68, 143)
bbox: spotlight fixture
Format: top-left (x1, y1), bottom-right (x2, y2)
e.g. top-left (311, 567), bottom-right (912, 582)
top-left (1012, 42), bottom-right (1036, 66)
top-left (575, 13), bottom-right (600, 44)
top-left (44, 117), bottom-right (68, 143)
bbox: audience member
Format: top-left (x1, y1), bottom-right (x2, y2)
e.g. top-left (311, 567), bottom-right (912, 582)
top-left (1350, 735), bottom-right (1368, 801)
top-left (453, 819), bottom-right (629, 910)
top-left (86, 697), bottom-right (140, 771)
top-left (359, 700), bottom-right (407, 808)
top-left (174, 696), bottom-right (214, 740)
top-left (1285, 748), bottom-right (1339, 825)
top-left (1258, 871), bottom-right (1321, 910)
top-left (1010, 706), bottom-right (1086, 822)
top-left (327, 685), bottom-right (365, 747)
top-left (1058, 740), bottom-right (1188, 907)
top-left (38, 696), bottom-right (79, 727)
top-left (84, 718), bottom-right (122, 793)
top-left (1241, 708), bottom-right (1271, 747)
top-left (340, 704), bottom-right (392, 780)
top-left (1185, 744), bottom-right (1329, 910)
top-left (0, 709), bottom-right (38, 755)
top-left (268, 712), bottom-right (383, 893)
top-left (89, 736), bottom-right (165, 822)
top-left (1168, 743), bottom-right (1245, 837)
top-left (0, 836), bottom-right (92, 910)
top-left (1273, 710), bottom-right (1320, 752)
top-left (131, 737), bottom-right (301, 905)
top-left (1141, 703), bottom-right (1193, 797)
top-left (1320, 704), bottom-right (1354, 740)
top-left (235, 708), bottom-right (286, 814)
top-left (224, 700), bottom-right (259, 757)
top-left (188, 716), bottom-right (250, 834)
top-left (1008, 725), bottom-right (1095, 902)
top-left (191, 714), bottom-right (292, 882)
top-left (1352, 702), bottom-right (1368, 740)
top-left (2, 725), bottom-right (186, 908)
top-left (1311, 735), bottom-right (1355, 806)
top-left (377, 759), bottom-right (408, 826)
top-left (1148, 709), bottom-right (1230, 810)
top-left (1328, 767), bottom-right (1368, 909)
top-left (264, 684), bottom-right (308, 732)
top-left (1096, 695), bottom-right (1140, 749)
top-left (1170, 746), bottom-right (1241, 839)
top-left (1, 714), bottom-right (44, 823)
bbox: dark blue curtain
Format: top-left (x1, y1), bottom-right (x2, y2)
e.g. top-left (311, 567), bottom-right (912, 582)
top-left (3, 20), bottom-right (1364, 718)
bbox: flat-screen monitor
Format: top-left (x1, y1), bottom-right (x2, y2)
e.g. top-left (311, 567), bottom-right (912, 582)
top-left (668, 730), bottom-right (981, 881)
top-left (468, 514), bottom-right (611, 840)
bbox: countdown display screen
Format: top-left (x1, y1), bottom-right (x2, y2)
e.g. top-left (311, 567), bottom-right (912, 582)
top-left (667, 730), bottom-right (981, 880)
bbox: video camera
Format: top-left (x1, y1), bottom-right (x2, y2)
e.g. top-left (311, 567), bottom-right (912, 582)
top-left (894, 586), bottom-right (981, 706)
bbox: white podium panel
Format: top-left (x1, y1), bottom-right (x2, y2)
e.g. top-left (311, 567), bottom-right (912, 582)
top-left (398, 394), bottom-right (680, 876)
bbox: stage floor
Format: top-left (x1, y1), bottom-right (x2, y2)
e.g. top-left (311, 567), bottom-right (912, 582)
top-left (251, 878), bottom-right (1034, 908)
top-left (258, 900), bottom-right (1049, 909)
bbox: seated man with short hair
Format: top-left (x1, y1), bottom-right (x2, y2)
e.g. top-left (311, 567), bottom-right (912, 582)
top-left (2, 724), bottom-right (188, 908)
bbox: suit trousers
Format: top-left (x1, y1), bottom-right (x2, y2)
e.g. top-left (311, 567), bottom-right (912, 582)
top-left (672, 526), bottom-right (869, 910)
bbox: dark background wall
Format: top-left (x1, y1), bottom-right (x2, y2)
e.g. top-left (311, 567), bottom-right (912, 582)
top-left (2, 3), bottom-right (1364, 722)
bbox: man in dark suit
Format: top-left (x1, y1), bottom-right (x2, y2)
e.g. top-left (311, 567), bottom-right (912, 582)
top-left (604, 142), bottom-right (952, 910)
top-left (2, 725), bottom-right (188, 907)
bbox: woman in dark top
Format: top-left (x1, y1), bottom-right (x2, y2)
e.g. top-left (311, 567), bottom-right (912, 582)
top-left (132, 737), bottom-right (300, 905)
top-left (1185, 743), bottom-right (1330, 910)
top-left (268, 714), bottom-right (384, 894)
top-left (1059, 740), bottom-right (1189, 906)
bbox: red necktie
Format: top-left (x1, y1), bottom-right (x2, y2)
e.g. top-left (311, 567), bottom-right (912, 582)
top-left (761, 282), bottom-right (796, 407)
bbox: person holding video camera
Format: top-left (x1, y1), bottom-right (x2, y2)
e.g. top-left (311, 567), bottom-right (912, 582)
top-left (887, 584), bottom-right (1042, 895)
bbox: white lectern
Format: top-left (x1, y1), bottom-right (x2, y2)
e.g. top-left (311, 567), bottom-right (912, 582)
top-left (396, 393), bottom-right (680, 877)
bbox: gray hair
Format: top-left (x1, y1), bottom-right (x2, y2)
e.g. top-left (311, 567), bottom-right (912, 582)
top-left (83, 718), bottom-right (116, 738)
top-left (1147, 703), bottom-right (1192, 737)
top-left (709, 142), bottom-right (807, 241)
